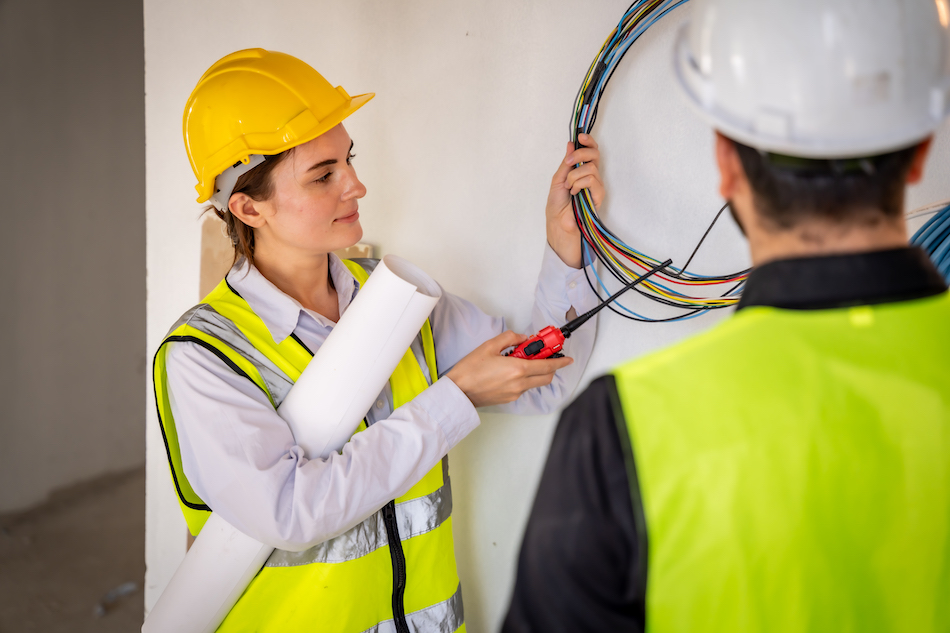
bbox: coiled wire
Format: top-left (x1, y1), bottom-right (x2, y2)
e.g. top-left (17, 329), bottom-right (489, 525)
top-left (571, 0), bottom-right (749, 322)
top-left (911, 204), bottom-right (950, 281)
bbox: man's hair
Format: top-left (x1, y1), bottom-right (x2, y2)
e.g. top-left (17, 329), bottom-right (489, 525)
top-left (732, 139), bottom-right (920, 230)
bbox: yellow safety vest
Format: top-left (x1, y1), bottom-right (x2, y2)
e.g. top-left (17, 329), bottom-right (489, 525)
top-left (153, 259), bottom-right (464, 633)
top-left (613, 292), bottom-right (950, 631)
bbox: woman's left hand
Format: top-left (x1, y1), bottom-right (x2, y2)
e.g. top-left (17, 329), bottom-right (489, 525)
top-left (545, 133), bottom-right (605, 269)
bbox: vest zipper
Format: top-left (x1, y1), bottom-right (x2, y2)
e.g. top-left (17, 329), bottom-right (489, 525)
top-left (382, 500), bottom-right (409, 633)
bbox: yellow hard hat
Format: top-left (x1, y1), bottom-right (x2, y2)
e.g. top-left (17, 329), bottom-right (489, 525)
top-left (183, 48), bottom-right (374, 204)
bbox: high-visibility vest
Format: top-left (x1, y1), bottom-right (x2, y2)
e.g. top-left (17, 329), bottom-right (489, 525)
top-left (153, 259), bottom-right (464, 633)
top-left (612, 292), bottom-right (950, 632)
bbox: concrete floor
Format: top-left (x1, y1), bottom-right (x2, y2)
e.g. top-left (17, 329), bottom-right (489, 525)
top-left (0, 467), bottom-right (145, 632)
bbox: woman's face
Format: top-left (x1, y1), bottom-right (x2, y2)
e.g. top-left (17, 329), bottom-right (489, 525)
top-left (250, 123), bottom-right (366, 258)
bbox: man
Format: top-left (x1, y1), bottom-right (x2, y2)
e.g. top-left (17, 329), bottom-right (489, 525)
top-left (503, 0), bottom-right (950, 630)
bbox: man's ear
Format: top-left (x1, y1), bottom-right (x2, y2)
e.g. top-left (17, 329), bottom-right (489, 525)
top-left (906, 136), bottom-right (933, 185)
top-left (228, 193), bottom-right (266, 228)
top-left (715, 132), bottom-right (743, 200)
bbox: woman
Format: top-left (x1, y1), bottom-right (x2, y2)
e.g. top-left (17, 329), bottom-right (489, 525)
top-left (155, 48), bottom-right (605, 632)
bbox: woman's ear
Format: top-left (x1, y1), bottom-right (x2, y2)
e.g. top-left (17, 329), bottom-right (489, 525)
top-left (228, 193), bottom-right (266, 228)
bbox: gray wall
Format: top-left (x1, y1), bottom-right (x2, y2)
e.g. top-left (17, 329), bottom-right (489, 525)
top-left (0, 0), bottom-right (145, 512)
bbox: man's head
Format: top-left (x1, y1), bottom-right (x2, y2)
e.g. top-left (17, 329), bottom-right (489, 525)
top-left (715, 133), bottom-right (932, 263)
top-left (674, 0), bottom-right (950, 263)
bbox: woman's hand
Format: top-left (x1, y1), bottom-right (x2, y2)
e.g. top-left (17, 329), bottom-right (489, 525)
top-left (445, 331), bottom-right (573, 408)
top-left (546, 133), bottom-right (606, 269)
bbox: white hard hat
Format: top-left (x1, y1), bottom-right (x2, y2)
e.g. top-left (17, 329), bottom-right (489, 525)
top-left (674, 0), bottom-right (950, 158)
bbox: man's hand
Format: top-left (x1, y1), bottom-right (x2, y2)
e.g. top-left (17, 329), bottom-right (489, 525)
top-left (445, 331), bottom-right (573, 408)
top-left (546, 133), bottom-right (606, 269)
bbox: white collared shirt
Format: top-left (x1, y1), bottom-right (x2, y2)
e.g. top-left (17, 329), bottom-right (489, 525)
top-left (164, 244), bottom-right (598, 550)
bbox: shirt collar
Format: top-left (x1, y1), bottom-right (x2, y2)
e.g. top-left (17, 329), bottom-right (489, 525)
top-left (736, 246), bottom-right (947, 311)
top-left (225, 253), bottom-right (361, 343)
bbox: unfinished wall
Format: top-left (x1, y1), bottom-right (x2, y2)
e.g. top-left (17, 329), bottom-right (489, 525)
top-left (0, 0), bottom-right (146, 512)
top-left (144, 1), bottom-right (950, 629)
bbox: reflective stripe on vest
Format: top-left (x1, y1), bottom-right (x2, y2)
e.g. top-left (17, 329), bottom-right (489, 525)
top-left (266, 458), bottom-right (452, 567)
top-left (612, 292), bottom-right (950, 631)
top-left (360, 585), bottom-right (464, 633)
top-left (153, 259), bottom-right (463, 633)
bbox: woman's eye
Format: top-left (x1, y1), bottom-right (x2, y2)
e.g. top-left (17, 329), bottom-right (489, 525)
top-left (315, 172), bottom-right (332, 184)
top-left (347, 153), bottom-right (356, 164)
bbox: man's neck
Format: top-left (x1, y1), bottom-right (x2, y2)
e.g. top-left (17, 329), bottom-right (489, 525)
top-left (748, 215), bottom-right (909, 266)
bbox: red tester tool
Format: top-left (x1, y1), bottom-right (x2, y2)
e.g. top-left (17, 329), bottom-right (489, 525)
top-left (506, 259), bottom-right (673, 360)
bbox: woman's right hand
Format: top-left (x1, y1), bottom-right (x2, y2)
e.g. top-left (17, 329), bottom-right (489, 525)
top-left (445, 331), bottom-right (574, 407)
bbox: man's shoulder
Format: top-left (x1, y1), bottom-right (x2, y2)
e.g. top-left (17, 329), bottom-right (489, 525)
top-left (612, 291), bottom-right (950, 390)
top-left (564, 375), bottom-right (619, 417)
top-left (612, 311), bottom-right (761, 381)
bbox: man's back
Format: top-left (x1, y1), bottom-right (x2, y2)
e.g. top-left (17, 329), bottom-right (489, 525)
top-left (504, 249), bottom-right (949, 632)
top-left (614, 287), bottom-right (950, 631)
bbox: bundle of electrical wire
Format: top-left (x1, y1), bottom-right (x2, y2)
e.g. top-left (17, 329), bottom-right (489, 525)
top-left (571, 0), bottom-right (749, 322)
top-left (911, 204), bottom-right (950, 281)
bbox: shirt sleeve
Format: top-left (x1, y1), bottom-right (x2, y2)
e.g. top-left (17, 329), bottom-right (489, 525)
top-left (164, 340), bottom-right (480, 552)
top-left (430, 243), bottom-right (601, 414)
top-left (502, 376), bottom-right (645, 633)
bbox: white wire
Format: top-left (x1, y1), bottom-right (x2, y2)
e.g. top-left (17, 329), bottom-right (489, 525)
top-left (905, 198), bottom-right (950, 220)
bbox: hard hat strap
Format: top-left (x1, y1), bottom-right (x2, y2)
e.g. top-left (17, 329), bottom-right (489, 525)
top-left (210, 154), bottom-right (267, 212)
top-left (763, 151), bottom-right (880, 176)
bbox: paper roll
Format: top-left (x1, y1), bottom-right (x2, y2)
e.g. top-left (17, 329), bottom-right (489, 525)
top-left (279, 255), bottom-right (442, 458)
top-left (143, 255), bottom-right (441, 633)
top-left (143, 512), bottom-right (273, 633)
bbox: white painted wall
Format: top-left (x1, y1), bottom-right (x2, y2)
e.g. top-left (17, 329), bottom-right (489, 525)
top-left (144, 1), bottom-right (950, 628)
top-left (0, 0), bottom-right (145, 513)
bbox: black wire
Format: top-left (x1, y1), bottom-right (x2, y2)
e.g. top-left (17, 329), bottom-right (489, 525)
top-left (676, 202), bottom-right (728, 277)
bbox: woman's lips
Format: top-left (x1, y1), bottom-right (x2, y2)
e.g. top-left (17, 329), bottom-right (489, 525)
top-left (335, 210), bottom-right (360, 224)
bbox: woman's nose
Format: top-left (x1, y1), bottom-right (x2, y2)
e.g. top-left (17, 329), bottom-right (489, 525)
top-left (342, 167), bottom-right (367, 201)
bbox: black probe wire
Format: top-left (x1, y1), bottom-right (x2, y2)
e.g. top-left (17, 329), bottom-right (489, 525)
top-left (675, 202), bottom-right (730, 278)
top-left (564, 258), bottom-right (674, 333)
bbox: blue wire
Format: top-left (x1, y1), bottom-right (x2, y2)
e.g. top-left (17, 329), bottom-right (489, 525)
top-left (912, 205), bottom-right (947, 240)
top-left (593, 0), bottom-right (690, 101)
top-left (575, 0), bottom-right (688, 130)
top-left (911, 205), bottom-right (950, 282)
top-left (918, 211), bottom-right (950, 252)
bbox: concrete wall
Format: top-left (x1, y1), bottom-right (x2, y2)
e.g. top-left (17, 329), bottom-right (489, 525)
top-left (144, 1), bottom-right (950, 628)
top-left (0, 0), bottom-right (145, 512)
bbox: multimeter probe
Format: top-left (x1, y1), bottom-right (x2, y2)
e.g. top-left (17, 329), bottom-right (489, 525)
top-left (506, 259), bottom-right (672, 359)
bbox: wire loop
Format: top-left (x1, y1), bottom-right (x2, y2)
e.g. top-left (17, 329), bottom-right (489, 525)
top-left (572, 0), bottom-right (749, 322)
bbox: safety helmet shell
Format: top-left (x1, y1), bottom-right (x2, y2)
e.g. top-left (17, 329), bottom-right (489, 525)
top-left (674, 0), bottom-right (950, 158)
top-left (183, 48), bottom-right (374, 203)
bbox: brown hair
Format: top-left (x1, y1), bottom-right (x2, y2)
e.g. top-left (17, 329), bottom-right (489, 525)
top-left (206, 150), bottom-right (294, 268)
top-left (732, 139), bottom-right (918, 230)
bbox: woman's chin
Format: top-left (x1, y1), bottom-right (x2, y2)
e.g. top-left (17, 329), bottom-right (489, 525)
top-left (334, 223), bottom-right (363, 251)
top-left (349, 222), bottom-right (363, 244)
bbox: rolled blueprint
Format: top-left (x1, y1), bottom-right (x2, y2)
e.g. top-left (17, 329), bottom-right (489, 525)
top-left (142, 512), bottom-right (273, 633)
top-left (143, 255), bottom-right (442, 633)
top-left (279, 255), bottom-right (443, 458)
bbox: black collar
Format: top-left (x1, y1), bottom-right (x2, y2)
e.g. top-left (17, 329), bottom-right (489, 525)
top-left (736, 247), bottom-right (947, 311)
